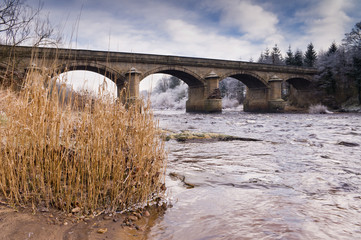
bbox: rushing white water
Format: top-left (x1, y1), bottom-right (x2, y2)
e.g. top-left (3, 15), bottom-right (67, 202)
top-left (146, 109), bottom-right (361, 239)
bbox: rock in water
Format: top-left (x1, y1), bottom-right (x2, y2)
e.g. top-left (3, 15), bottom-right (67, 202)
top-left (338, 141), bottom-right (360, 147)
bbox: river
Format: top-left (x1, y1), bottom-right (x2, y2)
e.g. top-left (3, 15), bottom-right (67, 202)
top-left (146, 109), bottom-right (361, 239)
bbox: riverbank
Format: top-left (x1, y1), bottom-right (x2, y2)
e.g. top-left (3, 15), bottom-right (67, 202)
top-left (0, 200), bottom-right (167, 240)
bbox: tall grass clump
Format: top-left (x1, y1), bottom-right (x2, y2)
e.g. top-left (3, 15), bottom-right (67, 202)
top-left (0, 63), bottom-right (166, 215)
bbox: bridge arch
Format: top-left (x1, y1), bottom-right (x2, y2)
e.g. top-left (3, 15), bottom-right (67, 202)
top-left (285, 76), bottom-right (312, 90)
top-left (142, 66), bottom-right (205, 87)
top-left (220, 71), bottom-right (268, 88)
top-left (55, 62), bottom-right (125, 88)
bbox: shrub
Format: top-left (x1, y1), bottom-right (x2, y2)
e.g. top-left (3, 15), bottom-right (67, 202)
top-left (309, 104), bottom-right (328, 114)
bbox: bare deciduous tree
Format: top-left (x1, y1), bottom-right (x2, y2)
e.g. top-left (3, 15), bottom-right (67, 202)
top-left (0, 0), bottom-right (60, 46)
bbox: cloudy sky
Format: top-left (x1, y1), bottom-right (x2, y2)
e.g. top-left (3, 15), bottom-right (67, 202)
top-left (29, 0), bottom-right (361, 61)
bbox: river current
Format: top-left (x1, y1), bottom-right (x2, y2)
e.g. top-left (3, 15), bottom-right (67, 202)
top-left (147, 109), bottom-right (361, 239)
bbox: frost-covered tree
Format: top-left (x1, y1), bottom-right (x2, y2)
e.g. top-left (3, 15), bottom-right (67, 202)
top-left (344, 21), bottom-right (361, 51)
top-left (153, 76), bottom-right (169, 93)
top-left (314, 21), bottom-right (361, 107)
top-left (343, 21), bottom-right (361, 103)
top-left (316, 44), bottom-right (354, 107)
top-left (219, 78), bottom-right (246, 104)
top-left (153, 76), bottom-right (183, 93)
top-left (150, 75), bottom-right (188, 109)
top-left (317, 43), bottom-right (338, 94)
top-left (304, 42), bottom-right (317, 67)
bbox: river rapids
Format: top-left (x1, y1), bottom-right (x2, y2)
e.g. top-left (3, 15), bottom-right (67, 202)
top-left (146, 109), bottom-right (361, 240)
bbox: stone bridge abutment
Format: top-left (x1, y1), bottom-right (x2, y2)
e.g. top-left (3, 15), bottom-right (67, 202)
top-left (0, 45), bottom-right (318, 113)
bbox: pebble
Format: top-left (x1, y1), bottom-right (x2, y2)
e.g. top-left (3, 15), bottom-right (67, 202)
top-left (97, 228), bottom-right (108, 234)
top-left (71, 207), bottom-right (81, 213)
top-left (144, 211), bottom-right (150, 217)
top-left (103, 216), bottom-right (112, 220)
top-left (128, 216), bottom-right (138, 222)
top-left (39, 207), bottom-right (49, 212)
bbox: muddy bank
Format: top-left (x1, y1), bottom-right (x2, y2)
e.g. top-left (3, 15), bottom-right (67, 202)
top-left (0, 203), bottom-right (166, 240)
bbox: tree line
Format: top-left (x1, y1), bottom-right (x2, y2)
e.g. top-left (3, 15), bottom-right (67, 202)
top-left (316, 22), bottom-right (361, 107)
top-left (256, 21), bottom-right (361, 108)
top-left (257, 43), bottom-right (317, 67)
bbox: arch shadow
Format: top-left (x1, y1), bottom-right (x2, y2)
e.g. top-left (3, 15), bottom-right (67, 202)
top-left (221, 71), bottom-right (268, 88)
top-left (143, 66), bottom-right (205, 87)
top-left (286, 77), bottom-right (311, 90)
top-left (55, 62), bottom-right (125, 88)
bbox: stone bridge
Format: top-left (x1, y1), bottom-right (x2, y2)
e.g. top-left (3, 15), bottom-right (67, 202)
top-left (0, 45), bottom-right (317, 112)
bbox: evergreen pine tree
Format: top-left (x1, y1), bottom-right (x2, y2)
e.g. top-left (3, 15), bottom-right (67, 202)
top-left (257, 52), bottom-right (265, 63)
top-left (304, 42), bottom-right (317, 67)
top-left (327, 42), bottom-right (338, 56)
top-left (264, 47), bottom-right (271, 64)
top-left (285, 45), bottom-right (295, 65)
top-left (294, 49), bottom-right (303, 66)
top-left (271, 44), bottom-right (284, 65)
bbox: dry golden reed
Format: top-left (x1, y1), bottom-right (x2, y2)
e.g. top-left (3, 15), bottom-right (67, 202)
top-left (0, 59), bottom-right (166, 215)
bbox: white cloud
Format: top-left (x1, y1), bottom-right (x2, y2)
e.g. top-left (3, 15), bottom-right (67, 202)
top-left (60, 10), bottom-right (261, 61)
top-left (294, 0), bottom-right (353, 50)
top-left (218, 0), bottom-right (280, 41)
top-left (164, 19), bottom-right (259, 60)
